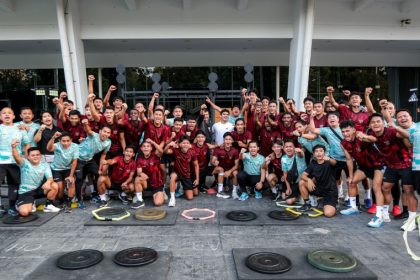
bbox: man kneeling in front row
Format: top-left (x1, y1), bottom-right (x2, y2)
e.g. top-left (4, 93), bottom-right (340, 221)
top-left (12, 140), bottom-right (60, 216)
top-left (299, 144), bottom-right (338, 218)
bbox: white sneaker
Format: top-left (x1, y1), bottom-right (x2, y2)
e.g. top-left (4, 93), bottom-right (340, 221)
top-left (309, 195), bottom-right (318, 207)
top-left (216, 191), bottom-right (231, 199)
top-left (232, 190), bottom-right (240, 200)
top-left (43, 204), bottom-right (61, 213)
top-left (401, 217), bottom-right (417, 232)
top-left (168, 197), bottom-right (176, 207)
top-left (382, 211), bottom-right (391, 223)
top-left (31, 204), bottom-right (36, 213)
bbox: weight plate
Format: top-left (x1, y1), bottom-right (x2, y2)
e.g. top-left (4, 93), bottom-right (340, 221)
top-left (151, 73), bottom-right (161, 83)
top-left (226, 210), bottom-right (257, 221)
top-left (244, 72), bottom-right (254, 83)
top-left (92, 207), bottom-right (130, 221)
top-left (113, 247), bottom-right (158, 267)
top-left (116, 74), bottom-right (126, 84)
top-left (2, 214), bottom-right (39, 224)
top-left (268, 210), bottom-right (299, 221)
top-left (307, 249), bottom-right (357, 273)
top-left (246, 252), bottom-right (292, 274)
top-left (208, 82), bottom-right (218, 92)
top-left (135, 209), bottom-right (166, 221)
top-left (56, 249), bottom-right (104, 270)
top-left (208, 72), bottom-right (218, 82)
top-left (115, 64), bottom-right (125, 74)
top-left (161, 82), bottom-right (170, 91)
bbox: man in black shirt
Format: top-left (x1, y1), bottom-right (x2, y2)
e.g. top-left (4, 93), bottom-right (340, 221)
top-left (299, 144), bottom-right (338, 217)
top-left (33, 111), bottom-right (63, 164)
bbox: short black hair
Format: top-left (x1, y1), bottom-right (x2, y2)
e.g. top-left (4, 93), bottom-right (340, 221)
top-left (396, 108), bottom-right (411, 116)
top-left (312, 144), bottom-right (326, 153)
top-left (94, 97), bottom-right (103, 102)
top-left (223, 132), bottom-right (233, 139)
top-left (368, 113), bottom-right (383, 125)
top-left (283, 138), bottom-right (295, 146)
top-left (235, 118), bottom-right (245, 125)
top-left (125, 145), bottom-right (136, 153)
top-left (59, 132), bottom-right (72, 139)
top-left (186, 115), bottom-right (196, 121)
top-left (40, 110), bottom-right (53, 119)
top-left (272, 140), bottom-right (283, 146)
top-left (27, 147), bottom-right (41, 155)
top-left (154, 108), bottom-right (164, 114)
top-left (173, 117), bottom-right (184, 124)
top-left (248, 140), bottom-right (259, 147)
top-left (327, 111), bottom-right (340, 118)
top-left (339, 120), bottom-right (355, 129)
top-left (349, 91), bottom-right (361, 99)
top-left (101, 125), bottom-right (113, 131)
top-left (112, 96), bottom-right (125, 103)
top-left (20, 107), bottom-right (33, 114)
top-left (69, 110), bottom-right (81, 117)
top-left (104, 106), bottom-right (114, 111)
top-left (220, 109), bottom-right (230, 115)
top-left (303, 96), bottom-right (315, 104)
top-left (179, 135), bottom-right (191, 143)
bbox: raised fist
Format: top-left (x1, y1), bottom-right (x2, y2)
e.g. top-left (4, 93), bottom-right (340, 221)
top-left (88, 75), bottom-right (95, 81)
top-left (326, 86), bottom-right (334, 94)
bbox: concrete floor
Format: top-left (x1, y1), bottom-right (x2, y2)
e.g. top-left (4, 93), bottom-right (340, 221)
top-left (1, 193), bottom-right (420, 280)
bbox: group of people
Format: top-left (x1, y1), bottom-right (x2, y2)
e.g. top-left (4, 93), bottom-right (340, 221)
top-left (0, 74), bottom-right (419, 232)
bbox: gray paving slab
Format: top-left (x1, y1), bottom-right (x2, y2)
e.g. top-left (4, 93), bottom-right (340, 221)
top-left (0, 193), bottom-right (420, 280)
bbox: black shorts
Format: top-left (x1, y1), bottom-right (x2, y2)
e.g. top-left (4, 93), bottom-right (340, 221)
top-left (178, 177), bottom-right (195, 191)
top-left (285, 182), bottom-right (300, 199)
top-left (106, 150), bottom-right (123, 159)
top-left (16, 188), bottom-right (45, 207)
top-left (52, 169), bottom-right (71, 183)
top-left (383, 167), bottom-right (413, 185)
top-left (333, 160), bottom-right (349, 181)
top-left (110, 182), bottom-right (125, 191)
top-left (358, 166), bottom-right (384, 180)
top-left (310, 185), bottom-right (338, 208)
top-left (150, 185), bottom-right (164, 194)
top-left (161, 154), bottom-right (174, 164)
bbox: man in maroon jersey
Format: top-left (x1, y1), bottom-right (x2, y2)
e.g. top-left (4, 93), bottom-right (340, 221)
top-left (339, 120), bottom-right (384, 227)
top-left (124, 108), bottom-right (145, 151)
top-left (259, 117), bottom-right (282, 157)
top-left (265, 140), bottom-right (284, 201)
top-left (313, 101), bottom-right (327, 128)
top-left (135, 139), bottom-right (165, 207)
top-left (367, 113), bottom-right (417, 231)
top-left (211, 132), bottom-right (240, 199)
top-left (96, 146), bottom-right (136, 208)
top-left (278, 112), bottom-right (297, 144)
top-left (88, 93), bottom-right (126, 158)
top-left (164, 136), bottom-right (199, 206)
top-left (327, 86), bottom-right (370, 132)
top-left (59, 110), bottom-right (86, 144)
top-left (231, 118), bottom-right (252, 149)
top-left (169, 118), bottom-right (185, 142)
top-left (181, 115), bottom-right (199, 141)
top-left (192, 131), bottom-right (218, 193)
top-left (141, 108), bottom-right (172, 186)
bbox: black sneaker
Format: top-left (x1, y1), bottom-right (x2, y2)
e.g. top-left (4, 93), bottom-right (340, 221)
top-left (118, 193), bottom-right (129, 205)
top-left (63, 205), bottom-right (72, 213)
top-left (131, 200), bottom-right (145, 209)
top-left (271, 192), bottom-right (281, 201)
top-left (394, 211), bottom-right (409, 220)
top-left (298, 204), bottom-right (311, 213)
top-left (198, 186), bottom-right (208, 194)
top-left (98, 200), bottom-right (108, 208)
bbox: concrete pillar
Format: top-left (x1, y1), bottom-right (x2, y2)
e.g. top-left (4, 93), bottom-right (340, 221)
top-left (65, 0), bottom-right (88, 112)
top-left (55, 0), bottom-right (76, 104)
top-left (98, 68), bottom-right (103, 98)
top-left (276, 66), bottom-right (280, 108)
top-left (287, 0), bottom-right (315, 111)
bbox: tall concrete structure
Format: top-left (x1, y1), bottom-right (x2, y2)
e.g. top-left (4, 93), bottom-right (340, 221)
top-left (0, 0), bottom-right (420, 110)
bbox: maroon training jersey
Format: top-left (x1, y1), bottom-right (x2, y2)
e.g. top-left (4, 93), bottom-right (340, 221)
top-left (260, 127), bottom-right (282, 157)
top-left (313, 114), bottom-right (328, 128)
top-left (212, 146), bottom-right (239, 171)
top-left (62, 122), bottom-right (86, 144)
top-left (268, 154), bottom-right (283, 176)
top-left (192, 143), bottom-right (209, 171)
top-left (338, 105), bottom-right (370, 132)
top-left (144, 121), bottom-right (171, 145)
top-left (341, 138), bottom-right (381, 170)
top-left (231, 130), bottom-right (252, 145)
top-left (367, 127), bottom-right (412, 169)
top-left (124, 120), bottom-right (144, 149)
top-left (110, 156), bottom-right (136, 184)
top-left (99, 116), bottom-right (124, 153)
top-left (136, 153), bottom-right (163, 188)
top-left (172, 148), bottom-right (197, 179)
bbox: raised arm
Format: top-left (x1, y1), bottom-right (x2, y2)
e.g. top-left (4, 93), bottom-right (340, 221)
top-left (205, 96), bottom-right (222, 113)
top-left (308, 113), bottom-right (321, 135)
top-left (103, 85), bottom-right (117, 107)
top-left (34, 125), bottom-right (46, 143)
top-left (88, 93), bottom-right (101, 122)
top-left (148, 92), bottom-right (159, 118)
top-left (146, 138), bottom-right (163, 157)
top-left (47, 131), bottom-right (61, 152)
top-left (11, 140), bottom-right (23, 166)
top-left (81, 119), bottom-right (93, 136)
top-left (364, 87), bottom-right (376, 113)
top-left (326, 86), bottom-right (339, 109)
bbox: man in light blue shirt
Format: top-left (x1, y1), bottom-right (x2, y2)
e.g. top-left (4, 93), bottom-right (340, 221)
top-left (237, 141), bottom-right (266, 201)
top-left (15, 107), bottom-right (40, 148)
top-left (12, 141), bottom-right (60, 216)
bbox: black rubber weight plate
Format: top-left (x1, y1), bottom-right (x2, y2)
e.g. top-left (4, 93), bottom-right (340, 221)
top-left (226, 211), bottom-right (257, 221)
top-left (268, 210), bottom-right (299, 221)
top-left (2, 214), bottom-right (39, 224)
top-left (246, 252), bottom-right (292, 274)
top-left (96, 207), bottom-right (126, 218)
top-left (56, 249), bottom-right (104, 270)
top-left (307, 249), bottom-right (357, 273)
top-left (113, 247), bottom-right (158, 267)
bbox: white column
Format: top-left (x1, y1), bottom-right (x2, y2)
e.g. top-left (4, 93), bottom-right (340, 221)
top-left (98, 68), bottom-right (103, 98)
top-left (287, 0), bottom-right (315, 111)
top-left (276, 66), bottom-right (280, 108)
top-left (55, 0), bottom-right (76, 104)
top-left (65, 0), bottom-right (88, 112)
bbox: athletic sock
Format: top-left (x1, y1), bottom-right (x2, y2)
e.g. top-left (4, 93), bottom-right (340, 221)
top-left (271, 186), bottom-right (278, 194)
top-left (366, 188), bottom-right (372, 200)
top-left (136, 192), bottom-right (143, 201)
top-left (403, 205), bottom-right (408, 213)
top-left (383, 205), bottom-right (389, 214)
top-left (99, 194), bottom-right (106, 201)
top-left (217, 183), bottom-right (223, 193)
top-left (170, 192), bottom-right (175, 200)
top-left (349, 197), bottom-right (357, 209)
top-left (376, 206), bottom-right (383, 218)
top-left (408, 211), bottom-right (417, 219)
top-left (233, 185), bottom-right (239, 192)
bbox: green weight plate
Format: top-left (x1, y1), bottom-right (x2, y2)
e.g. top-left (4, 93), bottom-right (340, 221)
top-left (307, 249), bottom-right (357, 273)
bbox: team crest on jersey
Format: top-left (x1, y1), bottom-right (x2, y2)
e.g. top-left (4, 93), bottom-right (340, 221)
top-left (384, 141), bottom-right (390, 146)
